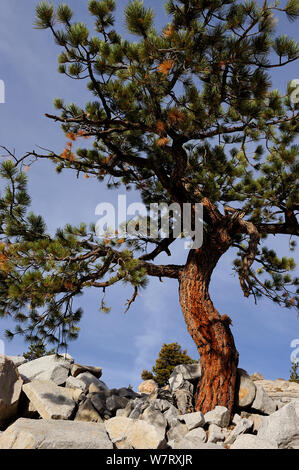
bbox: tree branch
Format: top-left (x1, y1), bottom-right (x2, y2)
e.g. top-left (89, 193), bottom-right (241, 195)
top-left (236, 218), bottom-right (260, 297)
top-left (140, 261), bottom-right (182, 279)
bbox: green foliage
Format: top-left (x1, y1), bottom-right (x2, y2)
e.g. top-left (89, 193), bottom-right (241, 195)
top-left (141, 369), bottom-right (154, 381)
top-left (56, 3), bottom-right (73, 24)
top-left (0, 158), bottom-right (148, 349)
top-left (289, 360), bottom-right (299, 383)
top-left (34, 1), bottom-right (55, 29)
top-left (141, 342), bottom-right (197, 387)
top-left (125, 0), bottom-right (154, 36)
top-left (23, 342), bottom-right (56, 361)
top-left (285, 0), bottom-right (299, 21)
top-left (0, 0), bottom-right (298, 352)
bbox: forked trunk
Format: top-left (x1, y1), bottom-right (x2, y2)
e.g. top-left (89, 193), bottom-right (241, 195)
top-left (179, 229), bottom-right (239, 415)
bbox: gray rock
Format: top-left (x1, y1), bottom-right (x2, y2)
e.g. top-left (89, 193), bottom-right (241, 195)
top-left (250, 372), bottom-right (265, 381)
top-left (170, 363), bottom-right (201, 383)
top-left (204, 406), bottom-right (230, 428)
top-left (168, 374), bottom-right (188, 394)
top-left (184, 427), bottom-right (207, 443)
top-left (253, 379), bottom-right (299, 403)
top-left (240, 411), bottom-right (264, 433)
top-left (0, 355), bottom-right (23, 427)
top-left (257, 400), bottom-right (299, 448)
top-left (18, 354), bottom-right (73, 386)
top-left (68, 388), bottom-right (85, 403)
top-left (225, 418), bottom-right (253, 445)
top-left (163, 404), bottom-right (179, 428)
top-left (139, 392), bottom-right (151, 400)
top-left (251, 414), bottom-right (265, 433)
top-left (87, 388), bottom-right (106, 400)
top-left (150, 399), bottom-right (171, 413)
top-left (106, 395), bottom-right (129, 414)
top-left (0, 418), bottom-right (113, 449)
top-left (173, 389), bottom-right (194, 415)
top-left (129, 398), bottom-right (149, 420)
top-left (103, 411), bottom-right (113, 420)
top-left (232, 413), bottom-right (241, 425)
top-left (280, 397), bottom-right (294, 404)
top-left (7, 356), bottom-right (26, 367)
top-left (275, 401), bottom-right (286, 410)
top-left (155, 389), bottom-right (174, 405)
top-left (167, 439), bottom-right (176, 448)
top-left (71, 363), bottom-right (102, 379)
top-left (21, 399), bottom-right (40, 420)
top-left (237, 368), bottom-right (257, 409)
top-left (207, 424), bottom-right (225, 443)
top-left (172, 436), bottom-right (223, 449)
top-left (105, 416), bottom-right (166, 449)
top-left (22, 380), bottom-right (76, 420)
top-left (89, 380), bottom-right (110, 395)
top-left (142, 404), bottom-right (167, 435)
top-left (117, 387), bottom-right (139, 399)
top-left (65, 375), bottom-right (88, 392)
top-left (166, 422), bottom-right (188, 442)
top-left (122, 400), bottom-right (135, 418)
top-left (230, 434), bottom-right (278, 449)
top-left (90, 393), bottom-right (106, 416)
top-left (60, 353), bottom-right (74, 362)
top-left (73, 372), bottom-right (102, 393)
top-left (251, 384), bottom-right (277, 415)
top-left (75, 398), bottom-right (103, 423)
top-left (178, 411), bottom-right (205, 431)
top-left (168, 364), bottom-right (201, 394)
top-left (138, 380), bottom-right (158, 395)
top-left (180, 381), bottom-right (194, 395)
top-left (169, 373), bottom-right (194, 394)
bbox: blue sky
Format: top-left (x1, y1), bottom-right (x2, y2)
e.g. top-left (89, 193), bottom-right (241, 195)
top-left (0, 0), bottom-right (298, 390)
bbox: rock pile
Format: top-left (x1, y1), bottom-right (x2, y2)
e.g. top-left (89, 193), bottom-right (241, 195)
top-left (0, 353), bottom-right (298, 449)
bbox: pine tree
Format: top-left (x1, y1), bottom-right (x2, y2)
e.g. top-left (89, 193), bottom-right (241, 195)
top-left (23, 343), bottom-right (56, 361)
top-left (0, 0), bottom-right (299, 415)
top-left (141, 342), bottom-right (197, 387)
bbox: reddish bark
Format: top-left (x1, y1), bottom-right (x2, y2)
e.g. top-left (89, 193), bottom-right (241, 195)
top-left (178, 227), bottom-right (239, 415)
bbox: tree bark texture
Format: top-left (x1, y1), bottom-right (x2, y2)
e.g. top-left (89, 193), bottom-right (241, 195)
top-left (178, 227), bottom-right (239, 415)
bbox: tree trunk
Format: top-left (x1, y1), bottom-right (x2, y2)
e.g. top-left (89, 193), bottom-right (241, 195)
top-left (178, 228), bottom-right (239, 415)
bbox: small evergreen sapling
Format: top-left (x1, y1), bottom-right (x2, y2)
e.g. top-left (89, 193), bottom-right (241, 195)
top-left (289, 360), bottom-right (299, 384)
top-left (141, 342), bottom-right (197, 387)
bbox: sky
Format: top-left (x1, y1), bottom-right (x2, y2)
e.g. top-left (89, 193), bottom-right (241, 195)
top-left (0, 0), bottom-right (298, 391)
